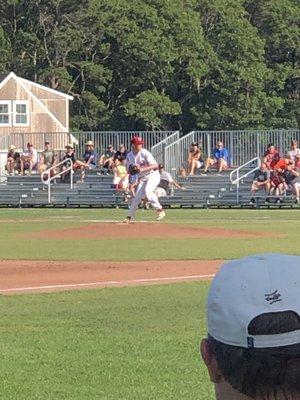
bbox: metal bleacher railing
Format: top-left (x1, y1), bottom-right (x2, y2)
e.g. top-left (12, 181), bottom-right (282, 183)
top-left (41, 159), bottom-right (74, 203)
top-left (164, 129), bottom-right (300, 178)
top-left (73, 131), bottom-right (176, 158)
top-left (0, 131), bottom-right (74, 182)
top-left (0, 130), bottom-right (176, 181)
top-left (230, 157), bottom-right (261, 204)
top-left (150, 130), bottom-right (180, 164)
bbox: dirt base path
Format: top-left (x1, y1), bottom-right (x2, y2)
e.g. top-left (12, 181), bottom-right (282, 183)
top-left (0, 259), bottom-right (222, 295)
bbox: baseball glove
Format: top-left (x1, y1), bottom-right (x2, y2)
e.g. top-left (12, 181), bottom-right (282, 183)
top-left (128, 164), bottom-right (140, 175)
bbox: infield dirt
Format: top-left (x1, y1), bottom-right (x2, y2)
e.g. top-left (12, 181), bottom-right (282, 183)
top-left (0, 259), bottom-right (221, 294)
top-left (28, 222), bottom-right (281, 240)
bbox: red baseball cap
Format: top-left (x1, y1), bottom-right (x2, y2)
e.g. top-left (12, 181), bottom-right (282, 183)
top-left (131, 136), bottom-right (143, 145)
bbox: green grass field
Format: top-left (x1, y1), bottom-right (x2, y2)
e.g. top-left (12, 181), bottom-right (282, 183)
top-left (0, 208), bottom-right (299, 261)
top-left (0, 209), bottom-right (299, 399)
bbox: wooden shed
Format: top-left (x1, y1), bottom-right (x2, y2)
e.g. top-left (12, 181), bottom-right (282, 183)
top-left (0, 72), bottom-right (74, 150)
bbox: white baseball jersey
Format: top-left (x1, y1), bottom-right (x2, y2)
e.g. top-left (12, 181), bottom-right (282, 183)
top-left (126, 148), bottom-right (157, 180)
top-left (160, 171), bottom-right (173, 183)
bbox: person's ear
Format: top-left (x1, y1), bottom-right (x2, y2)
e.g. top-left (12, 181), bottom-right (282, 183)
top-left (200, 339), bottom-right (222, 384)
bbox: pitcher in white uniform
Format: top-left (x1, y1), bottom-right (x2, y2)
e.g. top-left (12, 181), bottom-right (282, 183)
top-left (123, 136), bottom-right (165, 223)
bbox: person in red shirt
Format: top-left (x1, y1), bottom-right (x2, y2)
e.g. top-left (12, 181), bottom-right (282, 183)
top-left (273, 153), bottom-right (293, 172)
top-left (262, 143), bottom-right (280, 170)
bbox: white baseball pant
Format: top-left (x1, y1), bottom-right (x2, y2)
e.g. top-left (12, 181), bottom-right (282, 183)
top-left (128, 171), bottom-right (162, 218)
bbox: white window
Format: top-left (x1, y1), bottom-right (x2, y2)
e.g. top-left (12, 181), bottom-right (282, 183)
top-left (0, 101), bottom-right (11, 126)
top-left (13, 101), bottom-right (29, 126)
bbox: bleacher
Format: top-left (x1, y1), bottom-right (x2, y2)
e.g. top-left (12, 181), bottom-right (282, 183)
top-left (1, 168), bottom-right (299, 209)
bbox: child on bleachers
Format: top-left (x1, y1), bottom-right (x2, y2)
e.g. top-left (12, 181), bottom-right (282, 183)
top-left (113, 156), bottom-right (129, 190)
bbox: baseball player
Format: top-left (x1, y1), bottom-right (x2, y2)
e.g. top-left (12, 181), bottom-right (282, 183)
top-left (155, 163), bottom-right (185, 198)
top-left (123, 136), bottom-right (165, 223)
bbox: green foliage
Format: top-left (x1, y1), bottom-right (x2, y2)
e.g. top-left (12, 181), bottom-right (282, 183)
top-left (124, 89), bottom-right (181, 130)
top-left (0, 0), bottom-right (299, 130)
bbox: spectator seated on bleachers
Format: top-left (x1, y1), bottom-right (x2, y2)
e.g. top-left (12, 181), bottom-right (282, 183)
top-left (99, 144), bottom-right (116, 174)
top-left (61, 144), bottom-right (76, 183)
top-left (20, 142), bottom-right (38, 175)
top-left (6, 144), bottom-right (21, 175)
top-left (155, 163), bottom-right (185, 198)
top-left (262, 143), bottom-right (280, 170)
top-left (113, 155), bottom-right (129, 190)
top-left (38, 141), bottom-right (58, 177)
top-left (288, 140), bottom-right (300, 162)
top-left (270, 169), bottom-right (285, 197)
top-left (273, 152), bottom-right (293, 172)
top-left (128, 173), bottom-right (139, 199)
top-left (202, 141), bottom-right (229, 175)
top-left (282, 165), bottom-right (300, 204)
top-left (251, 162), bottom-right (271, 199)
top-left (187, 143), bottom-right (203, 176)
top-left (114, 144), bottom-right (128, 161)
top-left (75, 140), bottom-right (98, 182)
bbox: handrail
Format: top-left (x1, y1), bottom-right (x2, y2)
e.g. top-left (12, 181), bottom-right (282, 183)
top-left (230, 157), bottom-right (261, 204)
top-left (230, 157), bottom-right (261, 184)
top-left (164, 131), bottom-right (195, 179)
top-left (151, 130), bottom-right (180, 165)
top-left (41, 159), bottom-right (74, 203)
top-left (151, 130), bottom-right (180, 151)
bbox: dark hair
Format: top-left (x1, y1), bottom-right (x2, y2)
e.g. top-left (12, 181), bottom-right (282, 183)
top-left (208, 311), bottom-right (300, 399)
top-left (114, 155), bottom-right (123, 162)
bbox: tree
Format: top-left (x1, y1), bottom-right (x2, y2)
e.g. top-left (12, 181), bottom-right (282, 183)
top-left (245, 0), bottom-right (300, 128)
top-left (191, 0), bottom-right (284, 129)
top-left (124, 89), bottom-right (181, 130)
top-left (0, 0), bottom-right (298, 131)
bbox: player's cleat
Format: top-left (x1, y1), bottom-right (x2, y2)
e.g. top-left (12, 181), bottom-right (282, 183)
top-left (156, 209), bottom-right (166, 221)
top-left (123, 216), bottom-right (132, 224)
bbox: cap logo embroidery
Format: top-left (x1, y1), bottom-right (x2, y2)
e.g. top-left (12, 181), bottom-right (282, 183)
top-left (247, 337), bottom-right (254, 348)
top-left (265, 290), bottom-right (282, 305)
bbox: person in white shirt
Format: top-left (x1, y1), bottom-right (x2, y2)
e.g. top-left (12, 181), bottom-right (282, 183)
top-left (123, 136), bottom-right (165, 223)
top-left (288, 140), bottom-right (300, 162)
top-left (155, 164), bottom-right (185, 198)
top-left (20, 142), bottom-right (38, 175)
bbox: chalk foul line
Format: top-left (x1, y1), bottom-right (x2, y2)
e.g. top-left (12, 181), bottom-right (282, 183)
top-left (0, 274), bottom-right (215, 293)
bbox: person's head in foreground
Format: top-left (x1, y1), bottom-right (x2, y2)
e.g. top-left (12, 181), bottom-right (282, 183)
top-left (201, 253), bottom-right (300, 400)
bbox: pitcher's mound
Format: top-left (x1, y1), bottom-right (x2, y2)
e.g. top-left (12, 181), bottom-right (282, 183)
top-left (31, 222), bottom-right (280, 240)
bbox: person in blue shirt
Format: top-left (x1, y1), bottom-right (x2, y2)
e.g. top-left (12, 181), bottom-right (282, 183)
top-left (76, 140), bottom-right (98, 182)
top-left (202, 141), bottom-right (229, 175)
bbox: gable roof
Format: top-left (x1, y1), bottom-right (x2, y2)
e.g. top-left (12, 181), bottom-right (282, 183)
top-left (19, 77), bottom-right (74, 100)
top-left (0, 72), bottom-right (73, 132)
top-left (0, 72), bottom-right (73, 100)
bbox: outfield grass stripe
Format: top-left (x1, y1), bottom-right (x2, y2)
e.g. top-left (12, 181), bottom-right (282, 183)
top-left (0, 273), bottom-right (215, 294)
